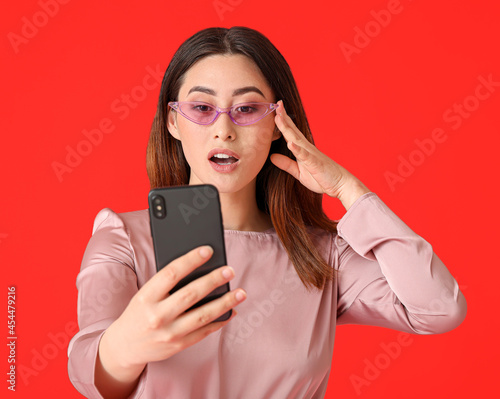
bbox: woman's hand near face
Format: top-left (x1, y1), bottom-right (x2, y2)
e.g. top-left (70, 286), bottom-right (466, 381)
top-left (94, 246), bottom-right (246, 399)
top-left (270, 101), bottom-right (371, 211)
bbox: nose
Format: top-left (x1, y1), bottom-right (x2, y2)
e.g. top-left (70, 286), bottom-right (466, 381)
top-left (212, 111), bottom-right (236, 141)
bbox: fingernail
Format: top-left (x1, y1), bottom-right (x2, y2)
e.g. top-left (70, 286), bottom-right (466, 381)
top-left (235, 290), bottom-right (246, 302)
top-left (199, 246), bottom-right (212, 258)
top-left (222, 267), bottom-right (234, 279)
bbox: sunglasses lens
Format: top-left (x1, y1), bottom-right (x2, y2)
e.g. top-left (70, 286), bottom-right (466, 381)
top-left (231, 103), bottom-right (273, 125)
top-left (178, 102), bottom-right (217, 124)
top-left (176, 102), bottom-right (275, 125)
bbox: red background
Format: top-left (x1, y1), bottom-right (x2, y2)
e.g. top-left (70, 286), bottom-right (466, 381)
top-left (1, 0), bottom-right (499, 397)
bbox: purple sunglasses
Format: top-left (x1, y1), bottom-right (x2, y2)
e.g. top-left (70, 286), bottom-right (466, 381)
top-left (168, 101), bottom-right (279, 126)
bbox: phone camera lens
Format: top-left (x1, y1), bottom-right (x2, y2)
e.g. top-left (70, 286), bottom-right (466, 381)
top-left (151, 195), bottom-right (166, 219)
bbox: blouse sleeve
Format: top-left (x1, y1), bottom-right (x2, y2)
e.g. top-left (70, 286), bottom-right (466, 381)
top-left (67, 209), bottom-right (148, 399)
top-left (335, 192), bottom-right (467, 334)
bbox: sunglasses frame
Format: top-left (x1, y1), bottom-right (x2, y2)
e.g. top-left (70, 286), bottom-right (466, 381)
top-left (168, 101), bottom-right (279, 126)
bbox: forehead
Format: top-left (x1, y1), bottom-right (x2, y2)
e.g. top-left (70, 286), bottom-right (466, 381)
top-left (178, 54), bottom-right (273, 100)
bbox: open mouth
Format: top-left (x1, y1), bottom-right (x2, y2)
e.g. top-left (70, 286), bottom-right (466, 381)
top-left (209, 153), bottom-right (239, 165)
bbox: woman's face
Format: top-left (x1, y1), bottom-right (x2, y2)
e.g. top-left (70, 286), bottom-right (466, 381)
top-left (168, 54), bottom-right (281, 195)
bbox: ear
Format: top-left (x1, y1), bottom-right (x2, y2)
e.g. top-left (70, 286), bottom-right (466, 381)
top-left (167, 109), bottom-right (181, 140)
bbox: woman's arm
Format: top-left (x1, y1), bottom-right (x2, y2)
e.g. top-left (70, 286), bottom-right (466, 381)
top-left (93, 245), bottom-right (242, 399)
top-left (334, 191), bottom-right (466, 333)
top-left (271, 100), bottom-right (466, 333)
top-left (68, 209), bottom-right (245, 399)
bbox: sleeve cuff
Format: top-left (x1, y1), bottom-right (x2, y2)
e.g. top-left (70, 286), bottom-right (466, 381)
top-left (68, 318), bottom-right (149, 398)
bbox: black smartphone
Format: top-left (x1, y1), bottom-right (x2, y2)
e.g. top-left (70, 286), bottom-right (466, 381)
top-left (148, 184), bottom-right (231, 322)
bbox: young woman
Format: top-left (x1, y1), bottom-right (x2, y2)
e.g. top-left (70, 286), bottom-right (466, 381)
top-left (68, 26), bottom-right (467, 399)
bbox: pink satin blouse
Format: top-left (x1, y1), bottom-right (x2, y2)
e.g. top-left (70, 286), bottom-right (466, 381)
top-left (67, 192), bottom-right (466, 398)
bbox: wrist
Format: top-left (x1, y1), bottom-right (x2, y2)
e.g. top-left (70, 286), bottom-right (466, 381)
top-left (336, 178), bottom-right (371, 211)
top-left (98, 326), bottom-right (145, 383)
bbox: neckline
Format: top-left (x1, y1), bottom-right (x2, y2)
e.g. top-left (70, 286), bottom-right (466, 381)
top-left (224, 227), bottom-right (276, 236)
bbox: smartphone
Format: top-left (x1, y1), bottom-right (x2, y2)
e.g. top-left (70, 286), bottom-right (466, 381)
top-left (148, 184), bottom-right (231, 321)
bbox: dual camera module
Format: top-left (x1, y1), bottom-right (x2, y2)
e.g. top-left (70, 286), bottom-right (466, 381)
top-left (151, 195), bottom-right (166, 219)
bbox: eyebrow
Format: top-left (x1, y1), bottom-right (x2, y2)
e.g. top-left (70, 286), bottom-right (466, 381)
top-left (233, 86), bottom-right (265, 97)
top-left (187, 85), bottom-right (265, 98)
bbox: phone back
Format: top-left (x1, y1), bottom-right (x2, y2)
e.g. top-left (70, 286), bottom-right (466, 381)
top-left (148, 184), bottom-right (229, 311)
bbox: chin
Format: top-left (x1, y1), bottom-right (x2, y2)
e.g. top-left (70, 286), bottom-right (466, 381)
top-left (210, 182), bottom-right (244, 194)
top-left (189, 169), bottom-right (257, 195)
top-left (211, 179), bottom-right (255, 196)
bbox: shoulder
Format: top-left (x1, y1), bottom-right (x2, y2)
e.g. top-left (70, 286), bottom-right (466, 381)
top-left (83, 208), bottom-right (151, 272)
top-left (91, 207), bottom-right (152, 250)
top-left (91, 208), bottom-right (149, 234)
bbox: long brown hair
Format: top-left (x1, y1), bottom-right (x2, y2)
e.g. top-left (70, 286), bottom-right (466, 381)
top-left (147, 27), bottom-right (338, 290)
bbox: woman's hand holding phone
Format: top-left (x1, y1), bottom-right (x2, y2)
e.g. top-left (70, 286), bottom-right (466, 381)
top-left (94, 245), bottom-right (246, 399)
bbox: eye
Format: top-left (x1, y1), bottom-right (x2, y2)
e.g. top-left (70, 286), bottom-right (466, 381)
top-left (192, 103), bottom-right (215, 113)
top-left (234, 104), bottom-right (258, 114)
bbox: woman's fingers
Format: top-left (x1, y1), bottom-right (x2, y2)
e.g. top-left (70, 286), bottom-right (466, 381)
top-left (158, 265), bottom-right (236, 321)
top-left (167, 289), bottom-right (247, 338)
top-left (287, 141), bottom-right (316, 168)
top-left (275, 100), bottom-right (309, 147)
top-left (274, 102), bottom-right (323, 172)
top-left (270, 153), bottom-right (300, 180)
top-left (179, 310), bottom-right (238, 350)
top-left (139, 245), bottom-right (214, 303)
top-left (138, 243), bottom-right (243, 329)
top-left (273, 101), bottom-right (357, 197)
